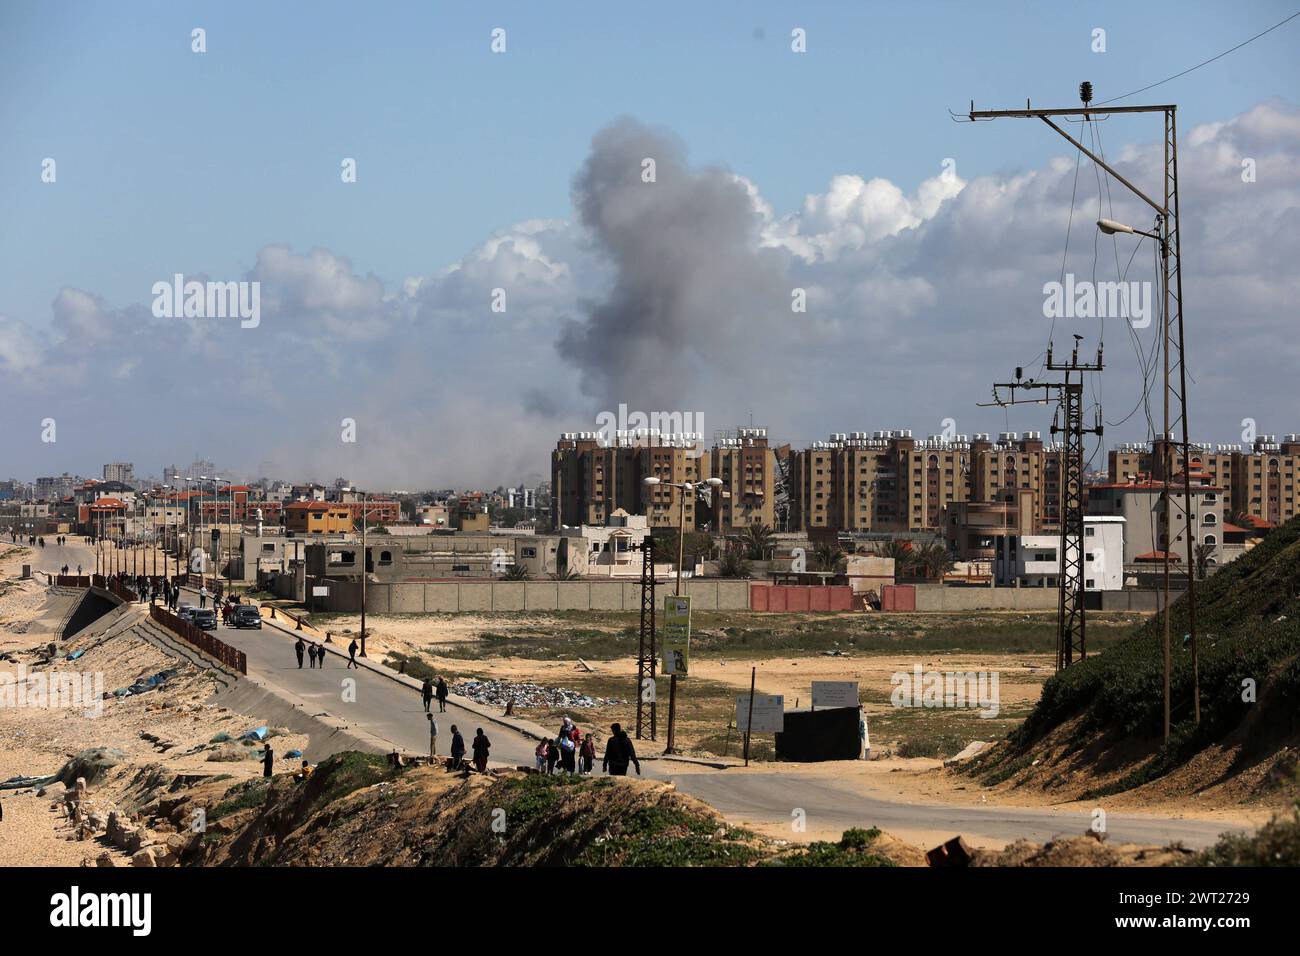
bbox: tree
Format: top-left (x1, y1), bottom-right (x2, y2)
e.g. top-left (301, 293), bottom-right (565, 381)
top-left (502, 564), bottom-right (530, 581)
top-left (718, 549), bottom-right (752, 579)
top-left (742, 523), bottom-right (776, 560)
top-left (915, 542), bottom-right (954, 581)
top-left (813, 542), bottom-right (845, 573)
top-left (550, 568), bottom-right (581, 581)
top-left (1194, 541), bottom-right (1216, 580)
top-left (1226, 509), bottom-right (1252, 529)
top-left (872, 539), bottom-right (917, 575)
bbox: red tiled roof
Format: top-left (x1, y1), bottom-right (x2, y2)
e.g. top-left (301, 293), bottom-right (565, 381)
top-left (1135, 550), bottom-right (1181, 562)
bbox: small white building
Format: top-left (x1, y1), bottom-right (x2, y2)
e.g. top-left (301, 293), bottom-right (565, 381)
top-left (994, 515), bottom-right (1125, 591)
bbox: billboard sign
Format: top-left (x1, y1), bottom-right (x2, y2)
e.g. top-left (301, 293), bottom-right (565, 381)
top-left (736, 693), bottom-right (785, 733)
top-left (812, 681), bottom-right (860, 709)
top-left (662, 595), bottom-right (691, 676)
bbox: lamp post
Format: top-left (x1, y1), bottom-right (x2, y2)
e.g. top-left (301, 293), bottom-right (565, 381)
top-left (642, 473), bottom-right (723, 754)
top-left (171, 475), bottom-right (188, 579)
top-left (1096, 216), bottom-right (1201, 734)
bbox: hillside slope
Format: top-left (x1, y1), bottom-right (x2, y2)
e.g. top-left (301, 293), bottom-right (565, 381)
top-left (161, 753), bottom-right (914, 867)
top-left (967, 515), bottom-right (1300, 803)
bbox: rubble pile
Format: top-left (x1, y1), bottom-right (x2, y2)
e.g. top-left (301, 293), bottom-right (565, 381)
top-left (452, 679), bottom-right (622, 710)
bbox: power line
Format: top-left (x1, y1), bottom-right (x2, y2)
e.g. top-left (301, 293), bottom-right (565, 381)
top-left (1098, 10), bottom-right (1300, 105)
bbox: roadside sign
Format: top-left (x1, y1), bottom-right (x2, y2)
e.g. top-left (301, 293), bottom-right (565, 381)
top-left (312, 586), bottom-right (329, 597)
top-left (662, 595), bottom-right (691, 676)
top-left (736, 693), bottom-right (784, 733)
top-left (812, 680), bottom-right (859, 709)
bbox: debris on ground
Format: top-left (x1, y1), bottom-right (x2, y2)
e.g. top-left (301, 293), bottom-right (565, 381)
top-left (452, 679), bottom-right (623, 710)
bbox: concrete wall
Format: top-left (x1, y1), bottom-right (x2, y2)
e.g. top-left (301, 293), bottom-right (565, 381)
top-left (303, 577), bottom-right (751, 613)
top-left (910, 583), bottom-right (1061, 612)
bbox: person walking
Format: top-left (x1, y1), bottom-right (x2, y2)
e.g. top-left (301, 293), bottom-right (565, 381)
top-left (559, 728), bottom-right (576, 774)
top-left (421, 676), bottom-right (434, 713)
top-left (426, 713), bottom-right (438, 760)
top-left (534, 739), bottom-right (548, 773)
top-left (449, 725), bottom-right (466, 770)
top-left (545, 738), bottom-right (559, 775)
top-left (295, 636), bottom-right (305, 669)
top-left (471, 728), bottom-right (491, 773)
top-left (199, 586), bottom-right (208, 608)
top-left (308, 643), bottom-right (318, 668)
top-left (579, 734), bottom-right (596, 775)
top-left (261, 743), bottom-right (274, 778)
top-left (315, 643), bottom-right (325, 669)
top-left (601, 723), bottom-right (641, 777)
top-left (435, 676), bottom-right (448, 713)
top-left (347, 638), bottom-right (359, 669)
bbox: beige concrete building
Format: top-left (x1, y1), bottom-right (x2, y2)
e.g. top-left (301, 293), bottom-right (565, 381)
top-left (709, 428), bottom-right (775, 533)
top-left (1108, 434), bottom-right (1300, 529)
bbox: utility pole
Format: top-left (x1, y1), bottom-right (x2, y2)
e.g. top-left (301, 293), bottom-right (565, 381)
top-left (982, 336), bottom-right (1103, 670)
top-left (635, 536), bottom-right (657, 740)
top-left (965, 85), bottom-right (1199, 741)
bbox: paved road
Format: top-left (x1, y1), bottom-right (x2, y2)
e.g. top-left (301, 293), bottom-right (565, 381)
top-left (181, 588), bottom-right (1249, 850)
top-left (183, 594), bottom-right (539, 767)
top-left (667, 771), bottom-right (1247, 849)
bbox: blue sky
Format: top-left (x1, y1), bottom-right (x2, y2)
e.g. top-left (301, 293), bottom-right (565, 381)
top-left (1, 2), bottom-right (1298, 486)
top-left (4, 1), bottom-right (1296, 325)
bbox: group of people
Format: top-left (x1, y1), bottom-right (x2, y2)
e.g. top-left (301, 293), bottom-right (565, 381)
top-left (533, 718), bottom-right (640, 777)
top-left (293, 634), bottom-right (335, 668)
top-left (536, 716), bottom-right (595, 775)
top-left (447, 725), bottom-right (492, 772)
top-left (421, 676), bottom-right (450, 713)
top-left (292, 633), bottom-right (362, 668)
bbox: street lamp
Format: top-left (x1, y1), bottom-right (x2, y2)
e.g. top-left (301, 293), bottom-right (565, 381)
top-left (1097, 218), bottom-right (1163, 245)
top-left (171, 475), bottom-right (188, 580)
top-left (642, 473), bottom-right (723, 754)
top-left (1096, 212), bottom-right (1198, 735)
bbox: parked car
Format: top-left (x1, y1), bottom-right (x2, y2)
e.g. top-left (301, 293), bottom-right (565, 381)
top-left (178, 604), bottom-right (197, 623)
top-left (193, 608), bottom-right (218, 631)
top-left (230, 605), bottom-right (262, 629)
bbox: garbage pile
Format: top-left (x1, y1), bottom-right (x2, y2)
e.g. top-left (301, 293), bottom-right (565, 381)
top-left (111, 668), bottom-right (179, 698)
top-left (452, 679), bottom-right (622, 710)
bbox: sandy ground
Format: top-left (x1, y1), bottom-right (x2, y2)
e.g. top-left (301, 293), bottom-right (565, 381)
top-left (1, 544), bottom-right (310, 866)
top-left (297, 611), bottom-right (569, 656)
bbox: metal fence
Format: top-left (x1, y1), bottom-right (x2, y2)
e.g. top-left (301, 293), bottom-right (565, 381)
top-left (54, 575), bottom-right (91, 588)
top-left (149, 604), bottom-right (247, 674)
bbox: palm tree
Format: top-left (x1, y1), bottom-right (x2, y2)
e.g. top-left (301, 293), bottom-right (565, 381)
top-left (872, 539), bottom-right (917, 575)
top-left (813, 542), bottom-right (844, 573)
top-left (1194, 541), bottom-right (1216, 580)
top-left (718, 549), bottom-right (752, 578)
top-left (1226, 509), bottom-right (1252, 529)
top-left (550, 568), bottom-right (581, 581)
top-left (915, 542), bottom-right (954, 581)
top-left (742, 523), bottom-right (776, 560)
top-left (502, 564), bottom-right (530, 581)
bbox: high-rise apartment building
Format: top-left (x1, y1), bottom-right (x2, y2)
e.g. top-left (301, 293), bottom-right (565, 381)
top-left (551, 430), bottom-right (705, 531)
top-left (102, 462), bottom-right (134, 484)
top-left (709, 428), bottom-right (775, 533)
top-left (1108, 433), bottom-right (1300, 527)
